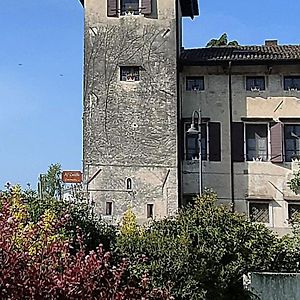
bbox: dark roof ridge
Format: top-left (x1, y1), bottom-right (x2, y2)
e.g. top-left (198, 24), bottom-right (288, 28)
top-left (181, 44), bottom-right (300, 64)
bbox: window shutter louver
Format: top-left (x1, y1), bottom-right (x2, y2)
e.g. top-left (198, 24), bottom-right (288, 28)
top-left (141, 0), bottom-right (152, 14)
top-left (232, 122), bottom-right (245, 162)
top-left (107, 0), bottom-right (118, 17)
top-left (271, 122), bottom-right (283, 162)
top-left (209, 122), bottom-right (221, 161)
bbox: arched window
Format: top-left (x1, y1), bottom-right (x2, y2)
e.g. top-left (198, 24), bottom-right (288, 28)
top-left (126, 178), bottom-right (132, 190)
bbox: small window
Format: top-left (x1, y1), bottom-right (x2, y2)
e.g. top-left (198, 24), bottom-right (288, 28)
top-left (186, 76), bottom-right (204, 91)
top-left (246, 76), bottom-right (265, 91)
top-left (105, 201), bottom-right (113, 216)
top-left (284, 124), bottom-right (300, 161)
top-left (185, 123), bottom-right (207, 160)
top-left (182, 194), bottom-right (198, 206)
top-left (284, 76), bottom-right (300, 91)
top-left (249, 202), bottom-right (270, 223)
top-left (147, 204), bottom-right (154, 218)
top-left (120, 66), bottom-right (140, 82)
top-left (120, 0), bottom-right (139, 15)
top-left (246, 124), bottom-right (268, 161)
top-left (288, 204), bottom-right (300, 220)
top-left (126, 178), bottom-right (132, 190)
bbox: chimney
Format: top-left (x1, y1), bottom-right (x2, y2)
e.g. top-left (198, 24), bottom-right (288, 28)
top-left (265, 40), bottom-right (278, 47)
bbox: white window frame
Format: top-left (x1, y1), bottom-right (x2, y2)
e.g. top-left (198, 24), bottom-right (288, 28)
top-left (244, 122), bottom-right (270, 162)
top-left (248, 201), bottom-right (273, 226)
top-left (245, 76), bottom-right (266, 92)
top-left (284, 123), bottom-right (300, 162)
top-left (119, 0), bottom-right (142, 16)
top-left (283, 76), bottom-right (300, 91)
top-left (185, 76), bottom-right (205, 92)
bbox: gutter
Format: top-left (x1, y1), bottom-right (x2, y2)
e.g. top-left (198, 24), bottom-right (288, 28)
top-left (176, 0), bottom-right (182, 208)
top-left (228, 61), bottom-right (235, 212)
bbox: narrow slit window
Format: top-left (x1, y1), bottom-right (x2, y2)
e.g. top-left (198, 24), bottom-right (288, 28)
top-left (105, 201), bottom-right (113, 216)
top-left (126, 178), bottom-right (132, 190)
top-left (147, 204), bottom-right (154, 218)
top-left (120, 66), bottom-right (140, 82)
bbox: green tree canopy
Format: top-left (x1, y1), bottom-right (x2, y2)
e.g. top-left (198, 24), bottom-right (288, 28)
top-left (206, 33), bottom-right (239, 47)
top-left (116, 192), bottom-right (276, 300)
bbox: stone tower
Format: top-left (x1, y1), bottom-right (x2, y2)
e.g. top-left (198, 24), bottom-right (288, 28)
top-left (81, 0), bottom-right (198, 222)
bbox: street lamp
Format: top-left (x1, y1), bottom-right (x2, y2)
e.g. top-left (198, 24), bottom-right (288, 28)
top-left (187, 110), bottom-right (202, 196)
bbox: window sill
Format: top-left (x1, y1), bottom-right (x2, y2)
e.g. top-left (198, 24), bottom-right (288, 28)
top-left (185, 90), bottom-right (205, 93)
top-left (249, 220), bottom-right (273, 227)
top-left (246, 90), bottom-right (266, 94)
top-left (103, 215), bottom-right (113, 218)
top-left (119, 13), bottom-right (144, 18)
top-left (120, 80), bottom-right (140, 84)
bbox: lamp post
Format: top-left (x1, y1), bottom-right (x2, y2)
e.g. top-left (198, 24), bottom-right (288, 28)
top-left (187, 110), bottom-right (202, 196)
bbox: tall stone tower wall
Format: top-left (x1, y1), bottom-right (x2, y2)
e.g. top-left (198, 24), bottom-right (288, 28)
top-left (83, 0), bottom-right (179, 222)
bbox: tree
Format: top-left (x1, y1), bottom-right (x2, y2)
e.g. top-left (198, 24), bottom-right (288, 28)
top-left (288, 170), bottom-right (300, 194)
top-left (38, 163), bottom-right (63, 199)
top-left (0, 190), bottom-right (171, 300)
top-left (206, 33), bottom-right (239, 48)
top-left (116, 192), bottom-right (277, 300)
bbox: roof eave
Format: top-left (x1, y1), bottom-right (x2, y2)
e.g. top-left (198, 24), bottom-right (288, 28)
top-left (180, 0), bottom-right (199, 19)
top-left (181, 59), bottom-right (300, 67)
top-left (79, 0), bottom-right (199, 16)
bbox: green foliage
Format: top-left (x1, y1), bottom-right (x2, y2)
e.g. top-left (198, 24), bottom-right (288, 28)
top-left (8, 180), bottom-right (116, 252)
top-left (288, 170), bottom-right (300, 194)
top-left (270, 213), bottom-right (300, 272)
top-left (116, 192), bottom-right (276, 300)
top-left (206, 33), bottom-right (239, 47)
top-left (40, 163), bottom-right (63, 199)
top-left (65, 199), bottom-right (116, 251)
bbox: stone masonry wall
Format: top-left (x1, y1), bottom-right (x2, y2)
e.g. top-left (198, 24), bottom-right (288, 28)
top-left (83, 2), bottom-right (179, 222)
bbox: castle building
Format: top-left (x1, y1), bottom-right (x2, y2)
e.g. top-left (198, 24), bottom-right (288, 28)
top-left (81, 0), bottom-right (198, 223)
top-left (80, 0), bottom-right (300, 234)
top-left (181, 41), bottom-right (300, 235)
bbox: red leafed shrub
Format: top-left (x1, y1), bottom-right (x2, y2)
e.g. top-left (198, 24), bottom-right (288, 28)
top-left (0, 196), bottom-right (172, 300)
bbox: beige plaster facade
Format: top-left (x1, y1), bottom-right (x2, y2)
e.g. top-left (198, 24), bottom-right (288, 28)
top-left (181, 63), bottom-right (300, 234)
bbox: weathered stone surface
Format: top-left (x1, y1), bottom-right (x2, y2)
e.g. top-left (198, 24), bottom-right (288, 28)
top-left (83, 2), bottom-right (179, 222)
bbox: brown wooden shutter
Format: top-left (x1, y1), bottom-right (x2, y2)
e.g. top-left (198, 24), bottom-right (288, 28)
top-left (107, 0), bottom-right (118, 17)
top-left (232, 122), bottom-right (244, 162)
top-left (270, 122), bottom-right (283, 162)
top-left (209, 122), bottom-right (221, 161)
top-left (141, 0), bottom-right (152, 15)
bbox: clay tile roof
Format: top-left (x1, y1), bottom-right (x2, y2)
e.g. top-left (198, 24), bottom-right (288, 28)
top-left (181, 45), bottom-right (300, 65)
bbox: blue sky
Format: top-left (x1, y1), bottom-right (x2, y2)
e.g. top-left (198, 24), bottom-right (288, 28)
top-left (1, 0), bottom-right (299, 188)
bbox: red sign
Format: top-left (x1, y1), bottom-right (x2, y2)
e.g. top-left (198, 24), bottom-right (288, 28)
top-left (62, 171), bottom-right (82, 183)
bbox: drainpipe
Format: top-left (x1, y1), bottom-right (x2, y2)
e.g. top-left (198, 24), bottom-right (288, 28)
top-left (228, 61), bottom-right (235, 212)
top-left (175, 0), bottom-right (182, 208)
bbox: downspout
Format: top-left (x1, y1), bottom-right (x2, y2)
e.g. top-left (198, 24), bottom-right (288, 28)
top-left (228, 61), bottom-right (235, 212)
top-left (176, 0), bottom-right (182, 208)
